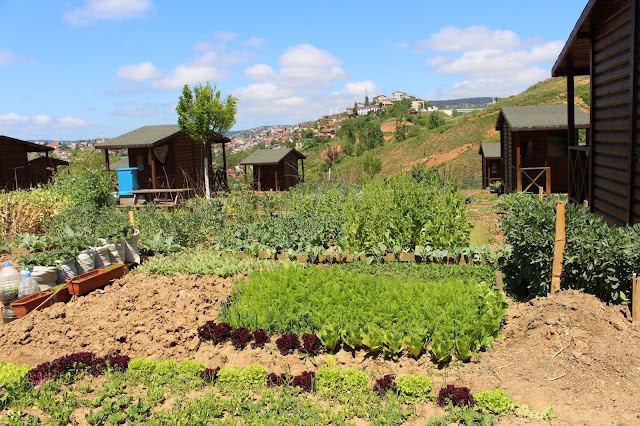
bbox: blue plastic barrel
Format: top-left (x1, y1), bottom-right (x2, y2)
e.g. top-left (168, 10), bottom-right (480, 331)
top-left (115, 167), bottom-right (139, 196)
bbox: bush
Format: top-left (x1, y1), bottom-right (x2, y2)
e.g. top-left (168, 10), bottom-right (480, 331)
top-left (499, 193), bottom-right (640, 302)
top-left (50, 167), bottom-right (116, 208)
top-left (396, 374), bottom-right (433, 403)
top-left (474, 388), bottom-right (514, 415)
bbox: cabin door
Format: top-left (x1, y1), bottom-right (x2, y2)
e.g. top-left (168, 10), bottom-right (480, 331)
top-left (547, 131), bottom-right (568, 193)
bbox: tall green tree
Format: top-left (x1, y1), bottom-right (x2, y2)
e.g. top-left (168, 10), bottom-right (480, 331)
top-left (176, 82), bottom-right (237, 199)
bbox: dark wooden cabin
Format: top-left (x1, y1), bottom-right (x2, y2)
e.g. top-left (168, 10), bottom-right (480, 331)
top-left (239, 148), bottom-right (306, 191)
top-left (552, 0), bottom-right (640, 225)
top-left (27, 157), bottom-right (68, 186)
top-left (94, 125), bottom-right (230, 195)
top-left (496, 105), bottom-right (590, 194)
top-left (478, 142), bottom-right (502, 189)
top-left (0, 135), bottom-right (56, 191)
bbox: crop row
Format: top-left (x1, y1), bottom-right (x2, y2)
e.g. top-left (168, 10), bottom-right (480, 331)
top-left (218, 267), bottom-right (508, 363)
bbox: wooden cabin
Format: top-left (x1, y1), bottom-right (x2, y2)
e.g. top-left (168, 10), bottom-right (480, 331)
top-left (94, 125), bottom-right (230, 196)
top-left (478, 142), bottom-right (502, 189)
top-left (27, 156), bottom-right (68, 186)
top-left (552, 0), bottom-right (639, 225)
top-left (239, 148), bottom-right (306, 191)
top-left (0, 135), bottom-right (56, 191)
top-left (496, 105), bottom-right (590, 194)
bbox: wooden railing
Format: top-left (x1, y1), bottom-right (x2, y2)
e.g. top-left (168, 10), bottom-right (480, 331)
top-left (569, 146), bottom-right (589, 204)
top-left (518, 166), bottom-right (551, 195)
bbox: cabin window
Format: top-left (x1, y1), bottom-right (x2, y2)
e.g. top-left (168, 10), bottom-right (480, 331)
top-left (521, 140), bottom-right (533, 160)
top-left (136, 156), bottom-right (145, 172)
top-left (548, 131), bottom-right (568, 156)
top-left (490, 162), bottom-right (498, 175)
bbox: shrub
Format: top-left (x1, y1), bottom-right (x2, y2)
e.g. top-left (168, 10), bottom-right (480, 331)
top-left (374, 374), bottom-right (397, 397)
top-left (275, 333), bottom-right (301, 355)
top-left (474, 388), bottom-right (515, 415)
top-left (437, 385), bottom-right (474, 407)
top-left (396, 374), bottom-right (434, 403)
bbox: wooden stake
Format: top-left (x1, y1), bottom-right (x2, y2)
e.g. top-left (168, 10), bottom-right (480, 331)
top-left (128, 211), bottom-right (135, 227)
top-left (632, 273), bottom-right (639, 322)
top-left (550, 202), bottom-right (566, 295)
top-left (539, 185), bottom-right (544, 201)
top-left (495, 271), bottom-right (504, 293)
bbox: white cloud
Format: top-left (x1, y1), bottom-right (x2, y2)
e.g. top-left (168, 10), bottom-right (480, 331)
top-left (0, 51), bottom-right (25, 66)
top-left (215, 31), bottom-right (238, 41)
top-left (151, 64), bottom-right (228, 90)
top-left (116, 61), bottom-right (160, 81)
top-left (339, 81), bottom-right (381, 97)
top-left (0, 112), bottom-right (88, 132)
top-left (242, 37), bottom-right (266, 49)
top-left (193, 42), bottom-right (215, 52)
top-left (64, 0), bottom-right (152, 25)
top-left (392, 42), bottom-right (408, 52)
top-left (417, 26), bottom-right (564, 99)
top-left (280, 44), bottom-right (347, 87)
top-left (244, 64), bottom-right (277, 81)
top-left (114, 102), bottom-right (156, 117)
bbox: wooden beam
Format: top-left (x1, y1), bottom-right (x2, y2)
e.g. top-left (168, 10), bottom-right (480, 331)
top-left (551, 201), bottom-right (567, 295)
top-left (633, 273), bottom-right (639, 322)
top-left (626, 0), bottom-right (638, 224)
top-left (275, 170), bottom-right (279, 191)
top-left (588, 29), bottom-right (595, 212)
top-left (516, 136), bottom-right (522, 192)
top-left (104, 150), bottom-right (110, 172)
top-left (148, 148), bottom-right (156, 190)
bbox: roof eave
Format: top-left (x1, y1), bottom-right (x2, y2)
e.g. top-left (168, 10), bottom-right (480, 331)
top-left (551, 0), bottom-right (597, 77)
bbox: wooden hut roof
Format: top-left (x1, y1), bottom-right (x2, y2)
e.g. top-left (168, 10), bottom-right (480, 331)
top-left (551, 0), bottom-right (598, 77)
top-left (94, 125), bottom-right (230, 149)
top-left (495, 105), bottom-right (590, 131)
top-left (28, 157), bottom-right (68, 166)
top-left (0, 135), bottom-right (53, 152)
top-left (239, 148), bottom-right (306, 166)
top-left (479, 142), bottom-right (501, 158)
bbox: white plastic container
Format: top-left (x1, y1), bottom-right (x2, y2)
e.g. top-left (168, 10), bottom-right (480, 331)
top-left (18, 272), bottom-right (40, 300)
top-left (0, 262), bottom-right (20, 305)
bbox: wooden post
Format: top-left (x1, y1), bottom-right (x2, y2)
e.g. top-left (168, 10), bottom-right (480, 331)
top-left (632, 273), bottom-right (639, 322)
top-left (148, 148), bottom-right (156, 190)
top-left (550, 201), bottom-right (566, 295)
top-left (128, 210), bottom-right (135, 227)
top-left (538, 185), bottom-right (544, 201)
top-left (516, 142), bottom-right (522, 192)
top-left (243, 165), bottom-right (248, 186)
top-left (546, 167), bottom-right (551, 195)
top-left (275, 170), bottom-right (279, 191)
top-left (104, 150), bottom-right (110, 172)
top-left (495, 271), bottom-right (504, 293)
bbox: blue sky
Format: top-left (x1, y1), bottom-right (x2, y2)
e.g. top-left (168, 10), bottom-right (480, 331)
top-left (0, 0), bottom-right (588, 140)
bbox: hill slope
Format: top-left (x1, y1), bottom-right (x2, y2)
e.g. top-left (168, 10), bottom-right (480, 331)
top-left (303, 77), bottom-right (590, 187)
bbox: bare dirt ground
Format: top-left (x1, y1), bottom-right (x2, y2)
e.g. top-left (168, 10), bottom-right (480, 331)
top-left (1, 271), bottom-right (639, 425)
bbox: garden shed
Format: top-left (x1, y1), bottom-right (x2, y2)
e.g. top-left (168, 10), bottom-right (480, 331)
top-left (496, 105), bottom-right (590, 195)
top-left (27, 156), bottom-right (68, 186)
top-left (94, 125), bottom-right (231, 195)
top-left (478, 142), bottom-right (502, 189)
top-left (239, 148), bottom-right (306, 191)
top-left (0, 135), bottom-right (56, 191)
top-left (552, 0), bottom-right (640, 225)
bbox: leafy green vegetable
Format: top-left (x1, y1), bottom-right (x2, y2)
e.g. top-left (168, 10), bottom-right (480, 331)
top-left (474, 389), bottom-right (515, 415)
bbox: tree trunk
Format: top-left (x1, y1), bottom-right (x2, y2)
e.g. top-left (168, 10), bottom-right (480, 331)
top-left (204, 141), bottom-right (211, 200)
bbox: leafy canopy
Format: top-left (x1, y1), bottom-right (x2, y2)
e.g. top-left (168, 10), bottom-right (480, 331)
top-left (176, 82), bottom-right (238, 144)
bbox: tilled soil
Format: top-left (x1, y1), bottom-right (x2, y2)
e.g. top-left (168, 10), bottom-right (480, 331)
top-left (0, 272), bottom-right (639, 425)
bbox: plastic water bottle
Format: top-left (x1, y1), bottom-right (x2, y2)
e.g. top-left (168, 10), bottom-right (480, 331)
top-left (18, 272), bottom-right (40, 300)
top-left (0, 262), bottom-right (20, 305)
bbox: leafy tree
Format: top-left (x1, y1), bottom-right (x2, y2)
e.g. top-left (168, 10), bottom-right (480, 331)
top-left (68, 145), bottom-right (105, 174)
top-left (353, 102), bottom-right (358, 115)
top-left (363, 155), bottom-right (382, 177)
top-left (176, 82), bottom-right (238, 199)
top-left (452, 109), bottom-right (460, 117)
top-left (394, 117), bottom-right (408, 142)
top-left (321, 146), bottom-right (340, 181)
top-left (341, 139), bottom-right (354, 156)
top-left (389, 99), bottom-right (411, 118)
top-left (301, 128), bottom-right (314, 139)
top-left (363, 121), bottom-right (384, 149)
top-left (365, 95), bottom-right (370, 105)
top-left (428, 111), bottom-right (446, 130)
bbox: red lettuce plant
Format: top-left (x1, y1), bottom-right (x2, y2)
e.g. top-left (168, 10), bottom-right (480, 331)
top-left (230, 327), bottom-right (252, 350)
top-left (275, 333), bottom-right (301, 355)
top-left (267, 372), bottom-right (288, 387)
top-left (437, 384), bottom-right (475, 407)
top-left (251, 329), bottom-right (270, 349)
top-left (374, 374), bottom-right (397, 397)
top-left (292, 371), bottom-right (315, 393)
top-left (26, 352), bottom-right (130, 386)
top-left (302, 333), bottom-right (322, 356)
top-left (197, 321), bottom-right (233, 344)
top-left (201, 367), bottom-right (221, 383)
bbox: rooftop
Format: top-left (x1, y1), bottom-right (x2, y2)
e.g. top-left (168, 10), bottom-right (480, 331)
top-left (496, 104), bottom-right (590, 132)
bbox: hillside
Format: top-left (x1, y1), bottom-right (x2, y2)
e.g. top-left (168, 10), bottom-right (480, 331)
top-left (302, 77), bottom-right (590, 187)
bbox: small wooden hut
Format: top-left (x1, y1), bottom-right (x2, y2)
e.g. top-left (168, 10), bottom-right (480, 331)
top-left (239, 148), bottom-right (306, 191)
top-left (552, 0), bottom-right (640, 225)
top-left (94, 125), bottom-right (230, 194)
top-left (496, 105), bottom-right (590, 194)
top-left (478, 142), bottom-right (502, 189)
top-left (0, 135), bottom-right (56, 191)
top-left (27, 157), bottom-right (68, 186)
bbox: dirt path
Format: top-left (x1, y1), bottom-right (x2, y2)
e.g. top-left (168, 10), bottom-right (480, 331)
top-left (1, 272), bottom-right (638, 425)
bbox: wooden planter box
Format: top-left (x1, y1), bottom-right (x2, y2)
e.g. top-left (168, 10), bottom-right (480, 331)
top-left (343, 254), bottom-right (354, 263)
top-left (399, 253), bottom-right (416, 262)
top-left (10, 286), bottom-right (71, 318)
top-left (236, 251), bottom-right (248, 259)
top-left (317, 255), bottom-right (327, 264)
top-left (257, 250), bottom-right (272, 260)
top-left (276, 254), bottom-right (289, 261)
top-left (296, 255), bottom-right (309, 264)
top-left (383, 253), bottom-right (397, 262)
top-left (67, 264), bottom-right (126, 296)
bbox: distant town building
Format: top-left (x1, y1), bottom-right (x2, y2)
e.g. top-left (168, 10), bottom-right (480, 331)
top-left (392, 91), bottom-right (408, 101)
top-left (356, 104), bottom-right (381, 115)
top-left (411, 99), bottom-right (425, 111)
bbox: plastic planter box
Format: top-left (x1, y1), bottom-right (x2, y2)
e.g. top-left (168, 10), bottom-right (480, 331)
top-left (67, 263), bottom-right (126, 296)
top-left (10, 286), bottom-right (71, 318)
